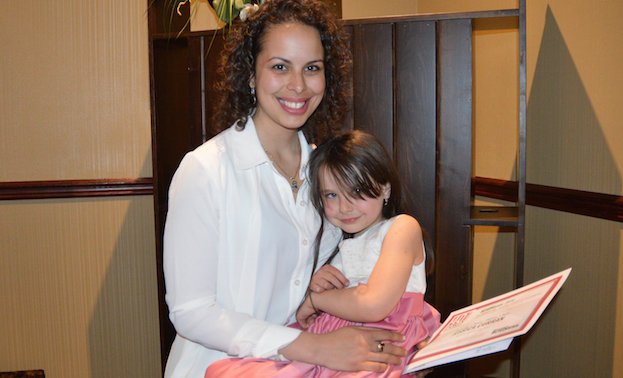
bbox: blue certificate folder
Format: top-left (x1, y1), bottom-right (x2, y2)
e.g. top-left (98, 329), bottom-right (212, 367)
top-left (404, 268), bottom-right (571, 373)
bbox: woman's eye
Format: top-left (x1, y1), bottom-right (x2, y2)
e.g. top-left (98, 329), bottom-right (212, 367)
top-left (272, 64), bottom-right (287, 71)
top-left (325, 193), bottom-right (337, 199)
top-left (306, 63), bottom-right (325, 73)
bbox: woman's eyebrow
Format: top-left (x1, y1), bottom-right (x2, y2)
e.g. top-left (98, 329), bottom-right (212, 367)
top-left (267, 57), bottom-right (324, 65)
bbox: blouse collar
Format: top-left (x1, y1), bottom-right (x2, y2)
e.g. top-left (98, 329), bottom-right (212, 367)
top-left (230, 117), bottom-right (311, 180)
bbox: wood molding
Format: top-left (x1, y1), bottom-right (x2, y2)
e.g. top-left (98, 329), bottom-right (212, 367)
top-left (473, 176), bottom-right (623, 223)
top-left (0, 178), bottom-right (153, 201)
top-left (340, 9), bottom-right (518, 26)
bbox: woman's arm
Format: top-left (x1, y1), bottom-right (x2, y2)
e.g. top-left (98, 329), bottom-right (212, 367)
top-left (165, 151), bottom-right (301, 358)
top-left (299, 214), bottom-right (424, 323)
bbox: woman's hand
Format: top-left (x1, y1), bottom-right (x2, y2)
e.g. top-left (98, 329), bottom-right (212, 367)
top-left (281, 326), bottom-right (407, 372)
top-left (296, 294), bottom-right (318, 329)
top-left (309, 265), bottom-right (349, 293)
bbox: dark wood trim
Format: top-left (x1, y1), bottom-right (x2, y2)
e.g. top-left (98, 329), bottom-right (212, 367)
top-left (473, 176), bottom-right (623, 223)
top-left (0, 178), bottom-right (153, 200)
top-left (341, 9), bottom-right (518, 26)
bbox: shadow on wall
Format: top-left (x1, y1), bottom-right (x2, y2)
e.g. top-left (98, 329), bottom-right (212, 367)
top-left (475, 6), bottom-right (620, 377)
top-left (88, 155), bottom-right (162, 377)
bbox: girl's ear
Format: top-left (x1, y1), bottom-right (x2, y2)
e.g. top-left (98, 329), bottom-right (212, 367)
top-left (249, 75), bottom-right (256, 90)
top-left (382, 183), bottom-right (391, 200)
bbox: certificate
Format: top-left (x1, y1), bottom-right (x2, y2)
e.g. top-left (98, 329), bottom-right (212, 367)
top-left (404, 268), bottom-right (571, 373)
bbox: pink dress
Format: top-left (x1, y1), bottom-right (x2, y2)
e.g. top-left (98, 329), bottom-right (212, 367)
top-left (205, 217), bottom-right (441, 377)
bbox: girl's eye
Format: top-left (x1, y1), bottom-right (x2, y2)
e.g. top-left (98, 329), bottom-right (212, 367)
top-left (305, 65), bottom-right (321, 72)
top-left (325, 193), bottom-right (337, 199)
top-left (353, 188), bottom-right (361, 194)
top-left (272, 64), bottom-right (287, 71)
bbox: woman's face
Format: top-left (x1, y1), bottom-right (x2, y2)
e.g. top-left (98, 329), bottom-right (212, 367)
top-left (251, 22), bottom-right (325, 133)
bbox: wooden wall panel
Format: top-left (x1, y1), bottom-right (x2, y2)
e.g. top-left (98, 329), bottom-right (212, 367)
top-left (435, 19), bottom-right (474, 317)
top-left (351, 23), bottom-right (394, 151)
top-left (395, 21), bottom-right (437, 285)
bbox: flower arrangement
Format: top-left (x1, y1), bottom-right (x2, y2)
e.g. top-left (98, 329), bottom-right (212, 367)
top-left (160, 0), bottom-right (262, 36)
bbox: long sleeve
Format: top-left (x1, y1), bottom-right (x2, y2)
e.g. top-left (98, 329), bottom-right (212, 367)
top-left (164, 152), bottom-right (302, 358)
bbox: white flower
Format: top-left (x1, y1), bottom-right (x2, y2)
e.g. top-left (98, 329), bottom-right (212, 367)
top-left (239, 3), bottom-right (259, 21)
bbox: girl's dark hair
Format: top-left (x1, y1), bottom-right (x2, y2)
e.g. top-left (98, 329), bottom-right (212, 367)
top-left (308, 130), bottom-right (404, 220)
top-left (212, 0), bottom-right (352, 145)
top-left (307, 130), bottom-right (435, 278)
top-left (307, 130), bottom-right (404, 274)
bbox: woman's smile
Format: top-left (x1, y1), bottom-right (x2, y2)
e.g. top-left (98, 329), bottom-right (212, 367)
top-left (278, 97), bottom-right (310, 114)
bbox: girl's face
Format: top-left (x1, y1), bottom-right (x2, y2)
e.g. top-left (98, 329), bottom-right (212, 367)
top-left (319, 167), bottom-right (390, 237)
top-left (251, 22), bottom-right (325, 133)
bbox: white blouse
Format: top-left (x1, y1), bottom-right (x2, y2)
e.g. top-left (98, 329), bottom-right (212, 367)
top-left (163, 118), bottom-right (340, 377)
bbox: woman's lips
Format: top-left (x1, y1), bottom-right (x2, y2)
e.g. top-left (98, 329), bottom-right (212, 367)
top-left (279, 98), bottom-right (309, 114)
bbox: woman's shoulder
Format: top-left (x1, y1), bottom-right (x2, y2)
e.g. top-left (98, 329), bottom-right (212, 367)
top-left (184, 126), bottom-right (238, 168)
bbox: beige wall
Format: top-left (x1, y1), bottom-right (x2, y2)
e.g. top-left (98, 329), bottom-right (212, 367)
top-left (346, 1), bottom-right (622, 377)
top-left (0, 1), bottom-right (160, 377)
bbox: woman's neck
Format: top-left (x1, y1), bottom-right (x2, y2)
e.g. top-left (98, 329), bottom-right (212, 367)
top-left (255, 123), bottom-right (301, 161)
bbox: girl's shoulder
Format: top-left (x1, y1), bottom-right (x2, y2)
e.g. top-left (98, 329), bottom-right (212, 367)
top-left (389, 214), bottom-right (422, 231)
top-left (384, 214), bottom-right (423, 243)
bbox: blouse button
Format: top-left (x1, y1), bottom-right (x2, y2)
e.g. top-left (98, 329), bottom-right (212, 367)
top-left (302, 239), bottom-right (308, 246)
top-left (295, 280), bottom-right (301, 286)
top-left (299, 201), bottom-right (306, 206)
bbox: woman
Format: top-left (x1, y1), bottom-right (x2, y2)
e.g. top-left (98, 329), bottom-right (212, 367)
top-left (163, 1), bottom-right (407, 377)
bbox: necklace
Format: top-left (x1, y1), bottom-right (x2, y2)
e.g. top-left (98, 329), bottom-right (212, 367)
top-left (262, 144), bottom-right (301, 193)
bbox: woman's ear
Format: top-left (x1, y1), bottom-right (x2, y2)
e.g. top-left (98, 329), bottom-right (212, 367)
top-left (249, 75), bottom-right (256, 90)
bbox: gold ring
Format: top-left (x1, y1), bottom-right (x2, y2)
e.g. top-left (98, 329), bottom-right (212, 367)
top-left (376, 342), bottom-right (385, 353)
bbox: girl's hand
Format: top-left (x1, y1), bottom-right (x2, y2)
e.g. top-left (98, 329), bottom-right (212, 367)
top-left (296, 294), bottom-right (318, 329)
top-left (310, 265), bottom-right (349, 293)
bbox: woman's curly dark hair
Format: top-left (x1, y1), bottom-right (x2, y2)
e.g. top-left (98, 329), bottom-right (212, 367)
top-left (211, 0), bottom-right (352, 144)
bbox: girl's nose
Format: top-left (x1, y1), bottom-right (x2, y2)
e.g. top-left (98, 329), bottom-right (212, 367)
top-left (339, 197), bottom-right (353, 213)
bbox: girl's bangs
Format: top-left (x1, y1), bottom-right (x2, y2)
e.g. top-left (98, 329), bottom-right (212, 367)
top-left (326, 161), bottom-right (382, 199)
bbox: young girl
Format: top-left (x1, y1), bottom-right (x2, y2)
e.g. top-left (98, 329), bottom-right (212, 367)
top-left (205, 130), bottom-right (440, 377)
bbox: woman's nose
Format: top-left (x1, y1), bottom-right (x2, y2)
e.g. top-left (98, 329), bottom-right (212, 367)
top-left (287, 71), bottom-right (305, 93)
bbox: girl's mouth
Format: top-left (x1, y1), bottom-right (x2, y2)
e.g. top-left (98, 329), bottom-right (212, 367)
top-left (340, 216), bottom-right (359, 224)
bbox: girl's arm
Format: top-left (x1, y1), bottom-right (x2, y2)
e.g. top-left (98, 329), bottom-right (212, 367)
top-left (299, 214), bottom-right (424, 324)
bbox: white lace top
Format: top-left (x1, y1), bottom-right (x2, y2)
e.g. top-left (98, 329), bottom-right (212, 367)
top-left (330, 216), bottom-right (427, 294)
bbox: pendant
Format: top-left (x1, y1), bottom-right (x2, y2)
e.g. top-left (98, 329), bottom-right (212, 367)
top-left (290, 178), bottom-right (299, 193)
